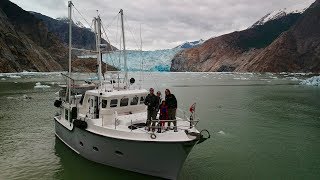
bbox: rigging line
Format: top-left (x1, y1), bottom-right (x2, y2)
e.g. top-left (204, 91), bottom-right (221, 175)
top-left (105, 12), bottom-right (120, 29)
top-left (148, 71), bottom-right (160, 90)
top-left (101, 22), bottom-right (116, 67)
top-left (123, 16), bottom-right (140, 50)
top-left (72, 4), bottom-right (94, 30)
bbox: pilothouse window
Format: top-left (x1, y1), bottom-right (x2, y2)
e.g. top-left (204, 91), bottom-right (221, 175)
top-left (102, 100), bottom-right (107, 108)
top-left (120, 98), bottom-right (129, 107)
top-left (110, 99), bottom-right (118, 108)
top-left (140, 96), bottom-right (145, 104)
top-left (130, 96), bottom-right (139, 105)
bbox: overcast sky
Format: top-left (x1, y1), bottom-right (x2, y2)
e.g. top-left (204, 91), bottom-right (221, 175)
top-left (10, 0), bottom-right (314, 50)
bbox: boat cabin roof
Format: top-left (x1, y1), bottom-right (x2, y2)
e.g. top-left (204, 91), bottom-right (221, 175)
top-left (85, 89), bottom-right (148, 98)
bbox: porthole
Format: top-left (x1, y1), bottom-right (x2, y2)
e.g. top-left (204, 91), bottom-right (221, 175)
top-left (80, 141), bottom-right (83, 146)
top-left (93, 146), bottom-right (99, 151)
top-left (115, 150), bottom-right (123, 156)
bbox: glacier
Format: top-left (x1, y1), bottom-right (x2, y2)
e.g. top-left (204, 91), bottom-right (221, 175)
top-left (102, 48), bottom-right (181, 72)
top-left (101, 39), bottom-right (204, 72)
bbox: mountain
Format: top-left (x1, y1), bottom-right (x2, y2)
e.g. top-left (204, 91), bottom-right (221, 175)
top-left (0, 0), bottom-right (117, 73)
top-left (0, 0), bottom-right (66, 72)
top-left (31, 12), bottom-right (117, 52)
top-left (171, 0), bottom-right (320, 73)
top-left (251, 0), bottom-right (315, 27)
top-left (244, 0), bottom-right (320, 72)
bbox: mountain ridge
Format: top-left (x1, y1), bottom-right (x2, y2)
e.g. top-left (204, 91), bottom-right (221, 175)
top-left (171, 0), bottom-right (320, 73)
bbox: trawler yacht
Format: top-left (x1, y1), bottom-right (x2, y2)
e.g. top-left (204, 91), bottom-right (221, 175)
top-left (54, 2), bottom-right (209, 179)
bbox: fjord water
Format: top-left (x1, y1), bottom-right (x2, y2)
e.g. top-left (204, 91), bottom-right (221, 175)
top-left (0, 72), bottom-right (319, 180)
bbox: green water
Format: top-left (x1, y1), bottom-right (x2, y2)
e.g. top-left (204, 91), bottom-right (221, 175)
top-left (0, 72), bottom-right (319, 180)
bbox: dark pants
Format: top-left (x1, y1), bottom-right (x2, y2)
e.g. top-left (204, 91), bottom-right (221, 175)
top-left (147, 109), bottom-right (157, 130)
top-left (167, 108), bottom-right (177, 130)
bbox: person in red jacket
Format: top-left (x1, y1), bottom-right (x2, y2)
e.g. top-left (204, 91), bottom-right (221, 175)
top-left (158, 100), bottom-right (168, 133)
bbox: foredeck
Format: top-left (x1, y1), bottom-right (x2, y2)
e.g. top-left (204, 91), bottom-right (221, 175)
top-left (83, 112), bottom-right (200, 142)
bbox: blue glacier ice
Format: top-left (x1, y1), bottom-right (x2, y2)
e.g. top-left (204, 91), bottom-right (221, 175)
top-left (103, 49), bottom-right (181, 72)
top-left (102, 40), bottom-right (204, 72)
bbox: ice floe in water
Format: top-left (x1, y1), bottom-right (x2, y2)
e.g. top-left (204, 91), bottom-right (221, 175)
top-left (34, 82), bottom-right (51, 88)
top-left (217, 130), bottom-right (226, 135)
top-left (8, 75), bottom-right (21, 79)
top-left (300, 76), bottom-right (320, 86)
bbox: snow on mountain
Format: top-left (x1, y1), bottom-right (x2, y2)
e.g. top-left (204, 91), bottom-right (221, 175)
top-left (174, 39), bottom-right (204, 49)
top-left (252, 0), bottom-right (315, 27)
top-left (102, 40), bottom-right (204, 72)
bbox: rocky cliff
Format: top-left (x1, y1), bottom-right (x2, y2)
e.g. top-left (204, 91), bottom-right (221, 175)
top-left (0, 0), bottom-right (117, 73)
top-left (0, 0), bottom-right (66, 72)
top-left (171, 0), bottom-right (320, 73)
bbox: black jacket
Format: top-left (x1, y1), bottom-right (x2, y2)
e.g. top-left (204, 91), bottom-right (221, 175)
top-left (144, 94), bottom-right (159, 111)
top-left (165, 94), bottom-right (177, 109)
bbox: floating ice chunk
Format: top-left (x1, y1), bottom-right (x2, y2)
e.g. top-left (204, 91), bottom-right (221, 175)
top-left (289, 77), bottom-right (300, 81)
top-left (34, 82), bottom-right (51, 88)
top-left (1, 78), bottom-right (5, 80)
top-left (300, 76), bottom-right (320, 86)
top-left (22, 94), bottom-right (32, 99)
top-left (217, 130), bottom-right (225, 135)
top-left (8, 75), bottom-right (21, 79)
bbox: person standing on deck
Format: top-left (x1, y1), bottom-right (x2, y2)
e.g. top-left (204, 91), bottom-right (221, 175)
top-left (165, 89), bottom-right (177, 132)
top-left (156, 91), bottom-right (162, 115)
top-left (144, 88), bottom-right (159, 131)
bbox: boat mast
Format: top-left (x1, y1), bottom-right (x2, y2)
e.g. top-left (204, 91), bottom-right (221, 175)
top-left (68, 1), bottom-right (72, 104)
top-left (96, 15), bottom-right (103, 88)
top-left (120, 9), bottom-right (128, 87)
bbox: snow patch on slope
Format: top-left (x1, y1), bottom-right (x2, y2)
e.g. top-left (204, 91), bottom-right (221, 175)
top-left (252, 0), bottom-right (315, 27)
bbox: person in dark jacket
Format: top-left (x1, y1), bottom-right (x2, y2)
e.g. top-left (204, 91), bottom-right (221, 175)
top-left (165, 89), bottom-right (178, 132)
top-left (144, 88), bottom-right (159, 131)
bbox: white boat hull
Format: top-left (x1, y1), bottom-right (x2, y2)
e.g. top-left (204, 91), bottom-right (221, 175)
top-left (54, 119), bottom-right (198, 179)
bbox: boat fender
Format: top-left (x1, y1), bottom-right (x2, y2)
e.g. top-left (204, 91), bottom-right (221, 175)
top-left (73, 119), bottom-right (88, 129)
top-left (150, 133), bottom-right (156, 139)
top-left (54, 100), bottom-right (62, 107)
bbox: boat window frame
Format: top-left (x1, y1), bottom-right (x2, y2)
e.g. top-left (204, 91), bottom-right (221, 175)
top-left (102, 99), bottom-right (108, 108)
top-left (120, 97), bottom-right (129, 107)
top-left (130, 96), bottom-right (139, 106)
top-left (140, 96), bottom-right (145, 104)
top-left (110, 99), bottom-right (118, 108)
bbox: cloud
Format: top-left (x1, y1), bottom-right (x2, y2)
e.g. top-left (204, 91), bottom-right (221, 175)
top-left (10, 0), bottom-right (314, 50)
